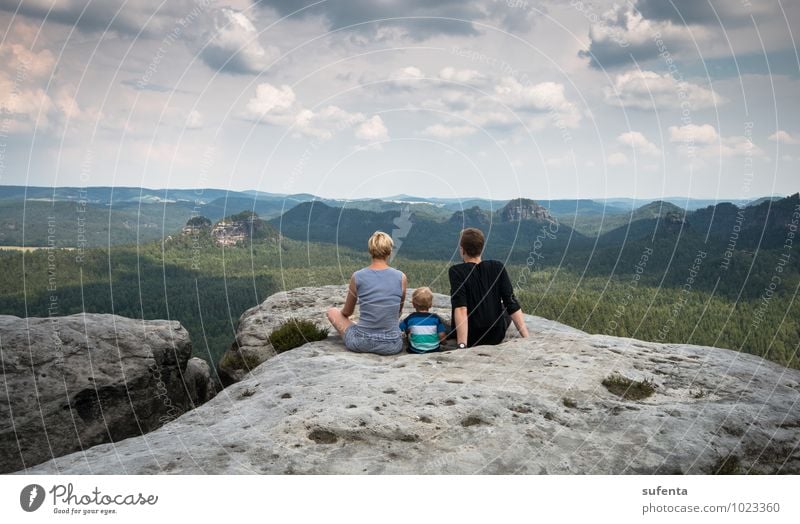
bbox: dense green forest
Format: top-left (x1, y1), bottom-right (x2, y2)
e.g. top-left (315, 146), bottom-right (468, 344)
top-left (1, 192), bottom-right (798, 386)
top-left (0, 234), bottom-right (364, 383)
top-left (1, 236), bottom-right (797, 384)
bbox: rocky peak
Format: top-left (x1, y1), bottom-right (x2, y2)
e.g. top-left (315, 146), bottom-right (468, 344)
top-left (498, 198), bottom-right (554, 223)
top-left (211, 211), bottom-right (279, 247)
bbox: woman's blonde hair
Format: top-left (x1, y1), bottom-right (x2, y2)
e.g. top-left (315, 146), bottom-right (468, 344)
top-left (367, 231), bottom-right (393, 260)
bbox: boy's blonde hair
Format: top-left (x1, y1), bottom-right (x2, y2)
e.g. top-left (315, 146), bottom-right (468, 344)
top-left (411, 287), bottom-right (433, 310)
top-left (367, 231), bottom-right (393, 259)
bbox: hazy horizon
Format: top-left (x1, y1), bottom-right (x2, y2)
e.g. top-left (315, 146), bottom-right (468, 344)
top-left (0, 183), bottom-right (791, 204)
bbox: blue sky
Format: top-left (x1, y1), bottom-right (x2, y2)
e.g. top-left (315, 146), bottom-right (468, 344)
top-left (0, 0), bottom-right (798, 200)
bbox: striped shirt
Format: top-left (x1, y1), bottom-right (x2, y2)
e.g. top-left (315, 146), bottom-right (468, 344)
top-left (399, 312), bottom-right (447, 353)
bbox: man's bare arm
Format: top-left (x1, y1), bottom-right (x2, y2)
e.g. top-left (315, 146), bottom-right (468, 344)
top-left (454, 306), bottom-right (468, 346)
top-left (509, 309), bottom-right (529, 338)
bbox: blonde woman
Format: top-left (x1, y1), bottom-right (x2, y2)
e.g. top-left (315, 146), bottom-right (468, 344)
top-left (326, 231), bottom-right (407, 355)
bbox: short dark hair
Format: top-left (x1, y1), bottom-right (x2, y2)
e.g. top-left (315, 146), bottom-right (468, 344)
top-left (460, 228), bottom-right (485, 257)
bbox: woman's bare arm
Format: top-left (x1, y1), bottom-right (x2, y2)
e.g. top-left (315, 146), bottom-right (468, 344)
top-left (399, 272), bottom-right (407, 316)
top-left (341, 275), bottom-right (357, 318)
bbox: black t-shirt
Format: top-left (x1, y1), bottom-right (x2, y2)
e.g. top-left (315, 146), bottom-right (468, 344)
top-left (448, 259), bottom-right (521, 347)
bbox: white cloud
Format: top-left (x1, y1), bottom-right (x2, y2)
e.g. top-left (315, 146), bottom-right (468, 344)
top-left (0, 82), bottom-right (52, 133)
top-left (714, 136), bottom-right (763, 158)
top-left (245, 82), bottom-right (370, 140)
top-left (245, 83), bottom-right (297, 126)
top-left (0, 42), bottom-right (55, 81)
top-left (605, 70), bottom-right (726, 110)
top-left (421, 124), bottom-right (476, 139)
top-left (494, 77), bottom-right (581, 127)
top-left (617, 131), bottom-right (661, 156)
top-left (438, 67), bottom-right (484, 84)
top-left (0, 37), bottom-right (102, 134)
top-left (186, 110), bottom-right (203, 130)
top-left (53, 85), bottom-right (98, 125)
top-left (355, 115), bottom-right (389, 141)
top-left (388, 66), bottom-right (425, 89)
top-left (607, 152), bottom-right (629, 166)
top-left (669, 124), bottom-right (763, 157)
top-left (296, 105), bottom-right (366, 140)
top-left (424, 76), bottom-right (582, 130)
top-left (391, 67), bottom-right (581, 131)
top-left (0, 34), bottom-right (60, 133)
top-left (668, 124), bottom-right (719, 144)
top-left (388, 66), bottom-right (484, 92)
top-left (580, 6), bottom-right (713, 69)
top-left (769, 130), bottom-right (800, 145)
top-left (193, 7), bottom-right (279, 75)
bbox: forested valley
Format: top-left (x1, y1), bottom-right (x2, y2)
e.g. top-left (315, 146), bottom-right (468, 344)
top-left (1, 193), bottom-right (798, 384)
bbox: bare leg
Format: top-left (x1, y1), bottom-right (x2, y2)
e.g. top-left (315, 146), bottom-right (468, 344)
top-left (327, 307), bottom-right (354, 336)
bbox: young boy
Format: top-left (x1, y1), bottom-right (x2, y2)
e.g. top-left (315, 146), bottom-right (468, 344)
top-left (399, 287), bottom-right (448, 353)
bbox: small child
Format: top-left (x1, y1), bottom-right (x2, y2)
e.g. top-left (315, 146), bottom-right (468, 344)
top-left (399, 287), bottom-right (447, 353)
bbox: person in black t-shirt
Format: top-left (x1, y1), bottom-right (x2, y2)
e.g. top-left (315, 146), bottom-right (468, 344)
top-left (448, 228), bottom-right (530, 348)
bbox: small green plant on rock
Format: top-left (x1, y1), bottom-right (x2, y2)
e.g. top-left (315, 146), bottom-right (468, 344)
top-left (219, 349), bottom-right (263, 370)
top-left (602, 373), bottom-right (656, 400)
top-left (269, 318), bottom-right (328, 353)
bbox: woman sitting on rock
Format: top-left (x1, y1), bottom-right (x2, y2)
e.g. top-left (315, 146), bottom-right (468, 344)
top-left (326, 231), bottom-right (407, 355)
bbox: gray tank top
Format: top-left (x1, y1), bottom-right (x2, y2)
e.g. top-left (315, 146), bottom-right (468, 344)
top-left (353, 267), bottom-right (404, 334)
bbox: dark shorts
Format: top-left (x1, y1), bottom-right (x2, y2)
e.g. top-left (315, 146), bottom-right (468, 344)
top-left (406, 344), bottom-right (442, 354)
top-left (343, 324), bottom-right (403, 355)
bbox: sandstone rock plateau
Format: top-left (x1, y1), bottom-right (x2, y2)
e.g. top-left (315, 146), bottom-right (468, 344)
top-left (0, 314), bottom-right (216, 474)
top-left (15, 286), bottom-right (800, 474)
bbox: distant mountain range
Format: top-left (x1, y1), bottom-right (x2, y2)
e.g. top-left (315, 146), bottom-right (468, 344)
top-left (271, 192), bottom-right (800, 301)
top-left (0, 185), bottom-right (791, 251)
top-left (0, 185), bottom-right (778, 212)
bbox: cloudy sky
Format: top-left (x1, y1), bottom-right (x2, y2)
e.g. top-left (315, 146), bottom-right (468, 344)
top-left (0, 0), bottom-right (798, 200)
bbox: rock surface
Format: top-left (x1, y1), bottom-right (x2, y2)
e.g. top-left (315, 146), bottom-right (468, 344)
top-left (17, 286), bottom-right (800, 474)
top-left (184, 357), bottom-right (217, 406)
top-left (218, 284), bottom-right (582, 385)
top-left (0, 313), bottom-right (217, 474)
